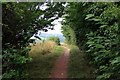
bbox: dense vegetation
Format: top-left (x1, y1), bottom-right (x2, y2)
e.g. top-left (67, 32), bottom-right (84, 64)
top-left (2, 2), bottom-right (120, 79)
top-left (62, 2), bottom-right (120, 79)
top-left (68, 45), bottom-right (96, 78)
top-left (27, 41), bottom-right (64, 78)
top-left (48, 36), bottom-right (60, 45)
top-left (2, 2), bottom-right (65, 79)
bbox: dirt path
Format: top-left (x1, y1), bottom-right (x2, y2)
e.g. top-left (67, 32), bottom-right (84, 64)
top-left (49, 46), bottom-right (70, 78)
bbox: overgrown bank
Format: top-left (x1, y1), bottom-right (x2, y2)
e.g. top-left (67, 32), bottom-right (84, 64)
top-left (27, 41), bottom-right (64, 78)
top-left (68, 45), bottom-right (96, 79)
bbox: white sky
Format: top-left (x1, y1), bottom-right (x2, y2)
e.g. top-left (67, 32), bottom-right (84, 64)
top-left (30, 4), bottom-right (65, 41)
top-left (48, 18), bottom-right (63, 34)
top-left (39, 3), bottom-right (64, 35)
top-left (41, 18), bottom-right (63, 34)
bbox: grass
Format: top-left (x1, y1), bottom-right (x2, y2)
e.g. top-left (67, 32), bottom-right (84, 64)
top-left (26, 42), bottom-right (64, 78)
top-left (68, 45), bottom-right (96, 79)
top-left (29, 41), bottom-right (56, 57)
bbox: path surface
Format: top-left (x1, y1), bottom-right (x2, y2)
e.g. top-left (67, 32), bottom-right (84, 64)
top-left (49, 46), bottom-right (70, 78)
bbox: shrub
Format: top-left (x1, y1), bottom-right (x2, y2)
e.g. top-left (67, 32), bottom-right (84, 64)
top-left (48, 36), bottom-right (60, 45)
top-left (2, 47), bottom-right (32, 79)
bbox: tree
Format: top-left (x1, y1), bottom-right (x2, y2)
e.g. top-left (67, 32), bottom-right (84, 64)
top-left (2, 2), bottom-right (65, 79)
top-left (2, 2), bottom-right (65, 48)
top-left (62, 2), bottom-right (120, 79)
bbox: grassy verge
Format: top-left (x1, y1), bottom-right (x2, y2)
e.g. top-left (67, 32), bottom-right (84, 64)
top-left (26, 43), bottom-right (64, 78)
top-left (68, 45), bottom-right (96, 79)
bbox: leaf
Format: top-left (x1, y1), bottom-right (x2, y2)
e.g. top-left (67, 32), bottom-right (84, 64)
top-left (97, 73), bottom-right (113, 79)
top-left (85, 14), bottom-right (94, 20)
top-left (111, 57), bottom-right (120, 65)
top-left (86, 41), bottom-right (95, 44)
top-left (100, 25), bottom-right (107, 28)
top-left (95, 44), bottom-right (105, 49)
top-left (88, 18), bottom-right (102, 22)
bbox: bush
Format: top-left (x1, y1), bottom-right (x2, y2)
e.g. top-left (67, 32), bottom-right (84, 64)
top-left (62, 2), bottom-right (120, 79)
top-left (48, 36), bottom-right (60, 45)
top-left (2, 47), bottom-right (32, 79)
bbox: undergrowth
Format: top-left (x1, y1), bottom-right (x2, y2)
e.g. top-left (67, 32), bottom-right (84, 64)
top-left (27, 43), bottom-right (64, 78)
top-left (68, 45), bottom-right (96, 79)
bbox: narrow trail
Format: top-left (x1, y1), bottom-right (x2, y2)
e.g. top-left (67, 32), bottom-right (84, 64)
top-left (49, 46), bottom-right (70, 78)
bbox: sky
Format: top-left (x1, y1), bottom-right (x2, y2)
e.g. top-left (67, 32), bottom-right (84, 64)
top-left (30, 3), bottom-right (65, 42)
top-left (39, 18), bottom-right (65, 40)
top-left (30, 18), bottom-right (65, 42)
top-left (41, 18), bottom-right (63, 34)
top-left (39, 3), bottom-right (64, 35)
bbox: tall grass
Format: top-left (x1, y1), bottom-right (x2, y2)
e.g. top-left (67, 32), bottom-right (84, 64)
top-left (29, 41), bottom-right (56, 57)
top-left (27, 42), bottom-right (64, 78)
top-left (68, 45), bottom-right (96, 79)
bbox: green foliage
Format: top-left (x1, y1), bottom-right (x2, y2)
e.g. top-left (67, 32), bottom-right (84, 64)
top-left (2, 2), bottom-right (65, 79)
top-left (27, 46), bottom-right (64, 78)
top-left (51, 46), bottom-right (64, 54)
top-left (62, 25), bottom-right (76, 45)
top-left (2, 46), bottom-right (32, 79)
top-left (85, 3), bottom-right (120, 79)
top-left (62, 2), bottom-right (120, 80)
top-left (3, 70), bottom-right (19, 78)
top-left (48, 36), bottom-right (60, 45)
top-left (68, 45), bottom-right (96, 78)
top-left (2, 2), bottom-right (65, 48)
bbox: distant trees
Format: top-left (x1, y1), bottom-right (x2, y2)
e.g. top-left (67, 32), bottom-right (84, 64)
top-left (48, 36), bottom-right (60, 45)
